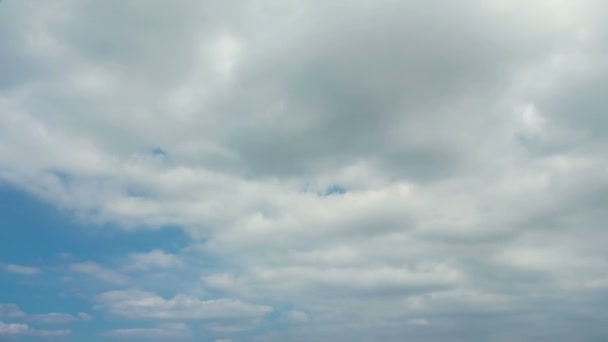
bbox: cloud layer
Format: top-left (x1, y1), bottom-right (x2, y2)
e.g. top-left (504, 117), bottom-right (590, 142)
top-left (1, 0), bottom-right (608, 340)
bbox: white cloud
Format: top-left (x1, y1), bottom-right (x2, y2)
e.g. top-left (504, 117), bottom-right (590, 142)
top-left (29, 312), bottom-right (92, 324)
top-left (103, 323), bottom-right (191, 340)
top-left (0, 322), bottom-right (29, 335)
top-left (95, 289), bottom-right (271, 321)
top-left (203, 263), bottom-right (463, 297)
top-left (0, 321), bottom-right (70, 337)
top-left (2, 263), bottom-right (40, 276)
top-left (1, 0), bottom-right (608, 340)
top-left (122, 250), bottom-right (183, 272)
top-left (1, 303), bottom-right (92, 325)
top-left (68, 261), bottom-right (128, 285)
top-left (29, 313), bottom-right (78, 325)
top-left (0, 304), bottom-right (26, 319)
top-left (77, 312), bottom-right (93, 321)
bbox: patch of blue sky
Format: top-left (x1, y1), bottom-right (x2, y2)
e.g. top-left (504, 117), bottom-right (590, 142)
top-left (0, 184), bottom-right (192, 340)
top-left (324, 184), bottom-right (347, 196)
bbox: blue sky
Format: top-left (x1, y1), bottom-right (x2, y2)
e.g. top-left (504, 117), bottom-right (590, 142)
top-left (2, 0), bottom-right (608, 341)
top-left (0, 185), bottom-right (189, 341)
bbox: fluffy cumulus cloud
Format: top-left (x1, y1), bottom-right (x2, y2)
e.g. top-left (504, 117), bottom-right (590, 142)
top-left (1, 0), bottom-right (608, 340)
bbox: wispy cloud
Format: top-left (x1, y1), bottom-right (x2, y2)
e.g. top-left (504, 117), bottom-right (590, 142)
top-left (2, 263), bottom-right (40, 276)
top-left (0, 304), bottom-right (26, 319)
top-left (103, 323), bottom-right (191, 340)
top-left (68, 261), bottom-right (128, 285)
top-left (1, 303), bottom-right (92, 325)
top-left (0, 321), bottom-right (70, 337)
top-left (29, 312), bottom-right (92, 324)
top-left (95, 290), bottom-right (271, 321)
top-left (122, 250), bottom-right (183, 272)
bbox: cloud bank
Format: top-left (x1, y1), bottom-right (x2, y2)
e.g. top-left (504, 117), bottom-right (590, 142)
top-left (1, 0), bottom-right (608, 340)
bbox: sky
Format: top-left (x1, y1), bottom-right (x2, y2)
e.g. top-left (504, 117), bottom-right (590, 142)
top-left (1, 0), bottom-right (608, 341)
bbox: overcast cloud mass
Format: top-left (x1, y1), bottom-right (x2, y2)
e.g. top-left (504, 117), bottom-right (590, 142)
top-left (1, 0), bottom-right (608, 341)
